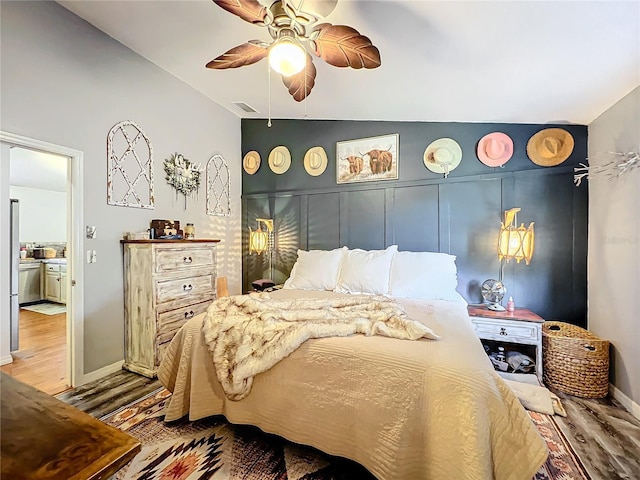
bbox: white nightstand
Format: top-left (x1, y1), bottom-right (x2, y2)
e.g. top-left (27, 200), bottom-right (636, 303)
top-left (467, 305), bottom-right (544, 382)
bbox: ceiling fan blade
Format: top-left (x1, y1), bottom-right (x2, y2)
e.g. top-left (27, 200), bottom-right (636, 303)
top-left (282, 54), bottom-right (317, 101)
top-left (213, 0), bottom-right (268, 25)
top-left (206, 41), bottom-right (268, 69)
top-left (310, 23), bottom-right (381, 69)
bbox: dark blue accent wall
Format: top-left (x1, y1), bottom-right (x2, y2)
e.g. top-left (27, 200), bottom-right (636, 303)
top-left (242, 119), bottom-right (588, 326)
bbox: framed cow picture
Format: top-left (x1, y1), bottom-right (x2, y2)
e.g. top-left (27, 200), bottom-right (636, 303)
top-left (336, 134), bottom-right (399, 184)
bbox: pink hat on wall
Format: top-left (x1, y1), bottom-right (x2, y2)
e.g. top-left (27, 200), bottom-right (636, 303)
top-left (477, 132), bottom-right (514, 167)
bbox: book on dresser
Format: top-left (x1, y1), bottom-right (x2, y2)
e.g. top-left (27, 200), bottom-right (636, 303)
top-left (121, 239), bottom-right (220, 378)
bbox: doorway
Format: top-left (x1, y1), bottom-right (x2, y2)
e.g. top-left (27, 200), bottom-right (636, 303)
top-left (0, 132), bottom-right (84, 393)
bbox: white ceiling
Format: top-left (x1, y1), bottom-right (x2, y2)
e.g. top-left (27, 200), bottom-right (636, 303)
top-left (10, 147), bottom-right (68, 192)
top-left (57, 0), bottom-right (639, 125)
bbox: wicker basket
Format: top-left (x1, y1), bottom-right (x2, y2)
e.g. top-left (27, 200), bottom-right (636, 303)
top-left (542, 321), bottom-right (610, 398)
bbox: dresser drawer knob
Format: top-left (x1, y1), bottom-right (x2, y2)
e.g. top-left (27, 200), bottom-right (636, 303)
top-left (183, 284), bottom-right (193, 292)
top-left (183, 256), bottom-right (193, 264)
top-left (499, 327), bottom-right (508, 336)
top-left (184, 310), bottom-right (195, 319)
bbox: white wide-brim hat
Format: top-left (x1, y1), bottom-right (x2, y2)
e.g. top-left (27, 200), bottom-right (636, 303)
top-left (527, 128), bottom-right (574, 167)
top-left (243, 151), bottom-right (261, 175)
top-left (268, 146), bottom-right (291, 174)
top-left (424, 138), bottom-right (463, 177)
top-left (303, 146), bottom-right (328, 176)
top-left (477, 132), bottom-right (514, 167)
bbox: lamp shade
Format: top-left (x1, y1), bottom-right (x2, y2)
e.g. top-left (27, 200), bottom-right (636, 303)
top-left (269, 37), bottom-right (306, 77)
top-left (249, 218), bottom-right (274, 255)
top-left (497, 208), bottom-right (535, 265)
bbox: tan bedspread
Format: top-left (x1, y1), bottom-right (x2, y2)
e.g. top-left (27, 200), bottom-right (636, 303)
top-left (203, 293), bottom-right (438, 400)
top-left (158, 290), bottom-right (548, 480)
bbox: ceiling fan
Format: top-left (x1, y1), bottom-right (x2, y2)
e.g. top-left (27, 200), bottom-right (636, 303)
top-left (206, 0), bottom-right (381, 101)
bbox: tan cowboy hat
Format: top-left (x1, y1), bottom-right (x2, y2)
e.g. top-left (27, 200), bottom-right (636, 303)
top-left (527, 128), bottom-right (574, 167)
top-left (268, 145), bottom-right (291, 174)
top-left (242, 151), bottom-right (260, 175)
top-left (424, 138), bottom-right (463, 178)
top-left (303, 146), bottom-right (328, 176)
top-left (477, 132), bottom-right (513, 168)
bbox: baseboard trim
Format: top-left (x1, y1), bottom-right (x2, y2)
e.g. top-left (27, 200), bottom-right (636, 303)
top-left (0, 354), bottom-right (13, 366)
top-left (80, 360), bottom-right (124, 385)
top-left (610, 383), bottom-right (640, 421)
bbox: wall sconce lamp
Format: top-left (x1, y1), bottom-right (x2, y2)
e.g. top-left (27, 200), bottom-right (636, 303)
top-left (498, 208), bottom-right (535, 265)
top-left (249, 218), bottom-right (274, 255)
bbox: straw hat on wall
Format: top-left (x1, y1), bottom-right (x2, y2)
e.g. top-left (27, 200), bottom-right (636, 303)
top-left (423, 138), bottom-right (463, 177)
top-left (243, 151), bottom-right (260, 174)
top-left (527, 128), bottom-right (574, 167)
top-left (268, 146), bottom-right (292, 174)
top-left (304, 146), bottom-right (328, 176)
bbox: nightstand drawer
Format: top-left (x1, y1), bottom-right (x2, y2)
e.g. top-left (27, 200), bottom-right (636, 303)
top-left (471, 318), bottom-right (539, 342)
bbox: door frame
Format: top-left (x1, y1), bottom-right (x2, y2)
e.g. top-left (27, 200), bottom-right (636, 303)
top-left (1, 131), bottom-right (84, 387)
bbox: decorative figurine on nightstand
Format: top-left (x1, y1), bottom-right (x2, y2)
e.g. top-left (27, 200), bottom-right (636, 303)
top-left (481, 278), bottom-right (507, 311)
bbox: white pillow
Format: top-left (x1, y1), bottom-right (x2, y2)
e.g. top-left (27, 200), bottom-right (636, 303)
top-left (334, 245), bottom-right (398, 295)
top-left (389, 251), bottom-right (459, 301)
top-left (283, 247), bottom-right (347, 291)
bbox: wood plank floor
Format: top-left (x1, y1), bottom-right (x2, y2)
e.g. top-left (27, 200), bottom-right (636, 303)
top-left (58, 369), bottom-right (640, 479)
top-left (552, 389), bottom-right (640, 480)
top-left (0, 307), bottom-right (68, 395)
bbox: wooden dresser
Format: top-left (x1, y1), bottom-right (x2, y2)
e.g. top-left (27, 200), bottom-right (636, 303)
top-left (121, 239), bottom-right (220, 377)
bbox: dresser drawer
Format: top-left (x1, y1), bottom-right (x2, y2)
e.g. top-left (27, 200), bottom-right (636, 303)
top-left (156, 274), bottom-right (215, 309)
top-left (471, 318), bottom-right (539, 342)
top-left (156, 301), bottom-right (210, 343)
top-left (155, 247), bottom-right (215, 273)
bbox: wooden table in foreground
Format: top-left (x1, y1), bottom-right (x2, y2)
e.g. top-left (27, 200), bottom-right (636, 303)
top-left (1, 372), bottom-right (140, 480)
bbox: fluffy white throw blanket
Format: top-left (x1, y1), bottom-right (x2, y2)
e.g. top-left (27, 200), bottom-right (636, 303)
top-left (202, 293), bottom-right (439, 400)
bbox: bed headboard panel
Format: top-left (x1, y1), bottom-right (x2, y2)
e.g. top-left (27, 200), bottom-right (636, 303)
top-left (242, 119), bottom-right (587, 326)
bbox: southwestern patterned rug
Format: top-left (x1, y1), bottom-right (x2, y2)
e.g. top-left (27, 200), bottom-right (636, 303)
top-left (102, 388), bottom-right (590, 480)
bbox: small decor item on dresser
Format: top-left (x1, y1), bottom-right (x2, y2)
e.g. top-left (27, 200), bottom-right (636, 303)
top-left (163, 152), bottom-right (202, 209)
top-left (184, 223), bottom-right (195, 239)
top-left (542, 321), bottom-right (610, 398)
top-left (150, 219), bottom-right (183, 239)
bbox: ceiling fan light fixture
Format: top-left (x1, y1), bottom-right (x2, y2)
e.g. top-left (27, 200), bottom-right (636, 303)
top-left (268, 36), bottom-right (306, 77)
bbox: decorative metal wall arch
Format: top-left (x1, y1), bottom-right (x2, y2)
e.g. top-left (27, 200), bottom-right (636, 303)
top-left (107, 120), bottom-right (154, 209)
top-left (206, 153), bottom-right (231, 216)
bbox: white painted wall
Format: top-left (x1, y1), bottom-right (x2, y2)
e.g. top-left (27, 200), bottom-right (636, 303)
top-left (588, 86), bottom-right (640, 407)
top-left (1, 1), bottom-right (242, 375)
top-left (9, 186), bottom-right (67, 242)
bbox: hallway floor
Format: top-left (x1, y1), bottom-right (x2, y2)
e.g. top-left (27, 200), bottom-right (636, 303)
top-left (0, 306), bottom-right (68, 395)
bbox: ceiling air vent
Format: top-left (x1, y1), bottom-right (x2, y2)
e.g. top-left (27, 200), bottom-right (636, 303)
top-left (232, 102), bottom-right (258, 113)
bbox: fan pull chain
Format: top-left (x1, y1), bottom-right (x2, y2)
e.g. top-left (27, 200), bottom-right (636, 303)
top-left (304, 60), bottom-right (308, 119)
top-left (267, 61), bottom-right (272, 128)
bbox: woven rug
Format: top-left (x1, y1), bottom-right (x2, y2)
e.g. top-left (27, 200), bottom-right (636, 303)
top-left (21, 302), bottom-right (66, 316)
top-left (102, 388), bottom-right (590, 480)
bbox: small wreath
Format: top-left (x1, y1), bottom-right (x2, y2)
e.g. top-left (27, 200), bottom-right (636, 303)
top-left (164, 152), bottom-right (201, 196)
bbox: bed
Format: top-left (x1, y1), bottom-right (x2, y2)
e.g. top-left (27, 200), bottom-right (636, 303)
top-left (158, 247), bottom-right (548, 480)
